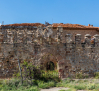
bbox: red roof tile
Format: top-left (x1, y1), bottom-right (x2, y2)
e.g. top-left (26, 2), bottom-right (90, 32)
top-left (1, 23), bottom-right (99, 30)
top-left (1, 23), bottom-right (45, 27)
top-left (52, 23), bottom-right (99, 30)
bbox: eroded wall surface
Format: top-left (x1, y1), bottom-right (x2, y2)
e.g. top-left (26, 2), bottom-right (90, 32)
top-left (0, 26), bottom-right (99, 78)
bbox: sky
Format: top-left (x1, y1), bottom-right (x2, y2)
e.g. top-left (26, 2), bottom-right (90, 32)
top-left (0, 0), bottom-right (99, 27)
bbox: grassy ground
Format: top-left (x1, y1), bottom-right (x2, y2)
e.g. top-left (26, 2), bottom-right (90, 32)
top-left (1, 78), bottom-right (99, 91)
top-left (57, 78), bottom-right (99, 91)
top-left (1, 71), bottom-right (99, 91)
top-left (0, 70), bottom-right (59, 91)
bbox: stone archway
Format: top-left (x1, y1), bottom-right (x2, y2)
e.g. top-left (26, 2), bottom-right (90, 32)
top-left (46, 61), bottom-right (55, 71)
top-left (40, 53), bottom-right (58, 70)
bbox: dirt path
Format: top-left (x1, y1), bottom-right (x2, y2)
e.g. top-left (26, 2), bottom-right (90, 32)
top-left (41, 87), bottom-right (69, 91)
top-left (41, 87), bottom-right (88, 91)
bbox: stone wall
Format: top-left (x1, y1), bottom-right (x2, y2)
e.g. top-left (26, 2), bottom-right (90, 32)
top-left (53, 29), bottom-right (99, 43)
top-left (0, 26), bottom-right (99, 78)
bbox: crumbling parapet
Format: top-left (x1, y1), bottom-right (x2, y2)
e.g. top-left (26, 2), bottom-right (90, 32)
top-left (75, 34), bottom-right (81, 47)
top-left (56, 26), bottom-right (63, 43)
top-left (85, 34), bottom-right (91, 47)
top-left (94, 34), bottom-right (99, 47)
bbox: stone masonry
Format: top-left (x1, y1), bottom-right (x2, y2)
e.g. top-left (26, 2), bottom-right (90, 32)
top-left (0, 23), bottom-right (99, 78)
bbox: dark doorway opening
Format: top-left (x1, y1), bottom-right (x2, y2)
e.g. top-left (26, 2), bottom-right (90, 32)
top-left (46, 61), bottom-right (55, 71)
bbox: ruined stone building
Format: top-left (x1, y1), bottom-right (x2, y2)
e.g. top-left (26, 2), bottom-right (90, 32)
top-left (0, 23), bottom-right (99, 78)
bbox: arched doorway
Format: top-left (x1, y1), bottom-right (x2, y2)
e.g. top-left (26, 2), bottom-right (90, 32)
top-left (46, 61), bottom-right (55, 71)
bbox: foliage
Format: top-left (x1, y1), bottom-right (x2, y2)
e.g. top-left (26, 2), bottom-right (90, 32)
top-left (38, 80), bottom-right (55, 89)
top-left (74, 72), bottom-right (90, 79)
top-left (41, 70), bottom-right (60, 82)
top-left (59, 90), bottom-right (66, 91)
top-left (14, 60), bottom-right (42, 80)
top-left (94, 72), bottom-right (99, 79)
top-left (75, 72), bottom-right (83, 79)
top-left (74, 84), bottom-right (86, 90)
top-left (1, 77), bottom-right (99, 90)
top-left (87, 83), bottom-right (95, 90)
top-left (0, 79), bottom-right (40, 91)
top-left (10, 60), bottom-right (99, 90)
top-left (56, 78), bottom-right (99, 90)
top-left (12, 60), bottom-right (60, 90)
top-left (14, 60), bottom-right (60, 82)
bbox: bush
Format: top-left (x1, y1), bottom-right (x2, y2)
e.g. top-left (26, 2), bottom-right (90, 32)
top-left (94, 72), bottom-right (99, 79)
top-left (13, 60), bottom-right (43, 81)
top-left (87, 83), bottom-right (95, 90)
top-left (62, 78), bottom-right (72, 84)
top-left (13, 60), bottom-right (60, 88)
top-left (22, 60), bottom-right (42, 80)
top-left (41, 70), bottom-right (60, 82)
top-left (75, 72), bottom-right (90, 79)
top-left (38, 81), bottom-right (55, 89)
top-left (56, 78), bottom-right (74, 87)
top-left (0, 78), bottom-right (40, 91)
top-left (76, 72), bottom-right (83, 79)
top-left (74, 84), bottom-right (86, 90)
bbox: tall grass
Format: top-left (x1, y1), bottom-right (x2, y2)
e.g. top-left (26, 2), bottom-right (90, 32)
top-left (56, 78), bottom-right (99, 90)
top-left (94, 72), bottom-right (99, 79)
top-left (1, 71), bottom-right (99, 91)
top-left (0, 78), bottom-right (40, 91)
top-left (0, 70), bottom-right (60, 91)
top-left (41, 70), bottom-right (60, 82)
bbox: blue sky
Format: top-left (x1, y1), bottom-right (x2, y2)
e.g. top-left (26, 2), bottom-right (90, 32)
top-left (0, 0), bottom-right (99, 27)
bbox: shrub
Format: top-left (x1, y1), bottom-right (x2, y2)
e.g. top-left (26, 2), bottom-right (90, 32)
top-left (13, 60), bottom-right (42, 81)
top-left (87, 83), bottom-right (95, 90)
top-left (13, 60), bottom-right (61, 89)
top-left (94, 72), bottom-right (99, 79)
top-left (56, 82), bottom-right (64, 87)
top-left (56, 78), bottom-right (74, 87)
top-left (62, 78), bottom-right (72, 84)
top-left (74, 84), bottom-right (86, 90)
top-left (38, 81), bottom-right (55, 89)
top-left (22, 60), bottom-right (42, 80)
top-left (0, 78), bottom-right (40, 91)
top-left (76, 72), bottom-right (83, 79)
top-left (40, 70), bottom-right (60, 82)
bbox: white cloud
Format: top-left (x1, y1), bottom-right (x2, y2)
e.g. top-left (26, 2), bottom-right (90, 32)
top-left (0, 23), bottom-right (1, 26)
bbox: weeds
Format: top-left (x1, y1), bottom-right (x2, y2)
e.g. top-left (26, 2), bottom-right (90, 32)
top-left (74, 84), bottom-right (86, 90)
top-left (38, 81), bottom-right (55, 89)
top-left (1, 77), bottom-right (99, 91)
top-left (94, 72), bottom-right (99, 79)
top-left (87, 83), bottom-right (95, 90)
top-left (1, 60), bottom-right (99, 91)
top-left (59, 90), bottom-right (66, 91)
top-left (76, 72), bottom-right (83, 79)
top-left (0, 79), bottom-right (40, 91)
